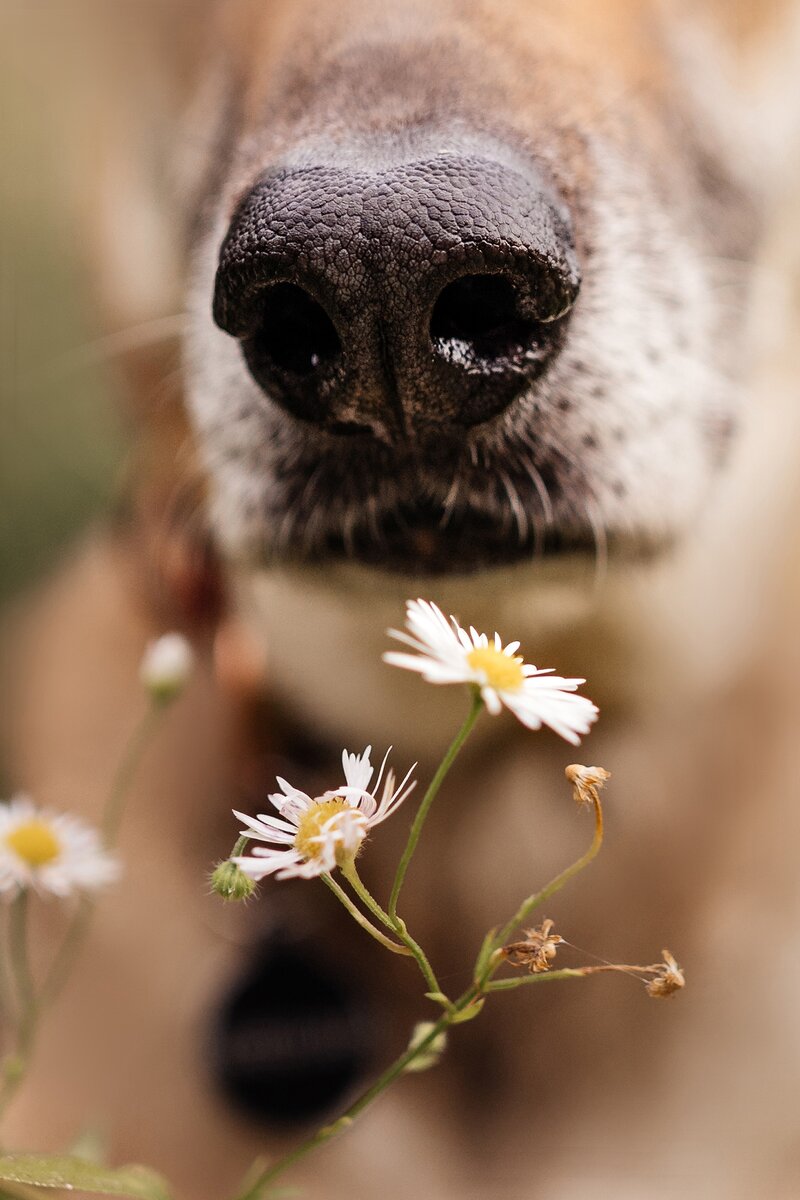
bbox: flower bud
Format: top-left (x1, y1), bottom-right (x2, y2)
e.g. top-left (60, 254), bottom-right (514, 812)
top-left (140, 634), bottom-right (194, 705)
top-left (210, 859), bottom-right (257, 902)
top-left (404, 1021), bottom-right (448, 1072)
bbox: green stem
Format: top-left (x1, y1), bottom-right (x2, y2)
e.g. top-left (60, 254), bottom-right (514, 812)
top-left (388, 693), bottom-right (482, 922)
top-left (0, 896), bottom-right (36, 1120)
top-left (0, 910), bottom-right (14, 1027)
top-left (8, 897), bottom-right (35, 1054)
top-left (41, 706), bottom-right (165, 1011)
top-left (0, 703), bottom-right (166, 1127)
top-left (485, 968), bottom-right (590, 992)
top-left (103, 705), bottom-right (163, 847)
top-left (320, 875), bottom-right (412, 956)
top-left (341, 863), bottom-right (442, 997)
top-left (229, 835), bottom-right (250, 859)
top-left (491, 794), bottom-right (604, 956)
top-left (38, 897), bottom-right (92, 1009)
top-left (229, 982), bottom-right (482, 1200)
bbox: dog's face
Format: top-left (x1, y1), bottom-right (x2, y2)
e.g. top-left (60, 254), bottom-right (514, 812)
top-left (185, 0), bottom-right (756, 581)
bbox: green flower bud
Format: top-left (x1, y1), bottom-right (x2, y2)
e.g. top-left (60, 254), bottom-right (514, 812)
top-left (210, 859), bottom-right (256, 902)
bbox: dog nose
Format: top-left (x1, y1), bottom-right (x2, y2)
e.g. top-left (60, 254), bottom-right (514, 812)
top-left (213, 154), bottom-right (580, 437)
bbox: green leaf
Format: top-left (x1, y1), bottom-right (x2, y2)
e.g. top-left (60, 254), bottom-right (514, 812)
top-left (0, 1155), bottom-right (173, 1199)
top-left (423, 991), bottom-right (451, 1010)
top-left (450, 998), bottom-right (485, 1024)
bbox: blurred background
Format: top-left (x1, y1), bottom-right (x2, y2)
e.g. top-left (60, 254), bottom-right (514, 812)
top-left (0, 4), bottom-right (123, 610)
top-left (2, 3), bottom-right (800, 1195)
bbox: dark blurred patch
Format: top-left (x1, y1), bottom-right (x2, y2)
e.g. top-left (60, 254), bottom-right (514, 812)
top-left (212, 937), bottom-right (378, 1128)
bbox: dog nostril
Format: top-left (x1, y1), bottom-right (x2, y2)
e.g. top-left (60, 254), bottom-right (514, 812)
top-left (430, 274), bottom-right (537, 361)
top-left (247, 283), bottom-right (341, 377)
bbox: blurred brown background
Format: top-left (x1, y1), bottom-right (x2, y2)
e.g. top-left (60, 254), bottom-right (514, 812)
top-left (0, 5), bottom-right (135, 611)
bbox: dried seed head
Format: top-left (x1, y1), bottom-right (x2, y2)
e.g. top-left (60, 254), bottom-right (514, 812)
top-left (645, 949), bottom-right (685, 998)
top-left (565, 764), bottom-right (611, 808)
top-left (504, 919), bottom-right (564, 973)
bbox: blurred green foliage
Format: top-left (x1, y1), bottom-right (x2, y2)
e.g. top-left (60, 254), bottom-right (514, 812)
top-left (0, 8), bottom-right (123, 607)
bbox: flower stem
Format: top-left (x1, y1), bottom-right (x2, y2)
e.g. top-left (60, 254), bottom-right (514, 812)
top-left (341, 863), bottom-right (442, 996)
top-left (388, 693), bottom-right (482, 922)
top-left (229, 982), bottom-right (482, 1200)
top-left (320, 875), bottom-right (412, 956)
top-left (39, 706), bottom-right (165, 1014)
top-left (0, 702), bottom-right (167, 1125)
top-left (486, 962), bottom-right (659, 992)
top-left (489, 793), bottom-right (604, 963)
top-left (485, 968), bottom-right (591, 992)
top-left (227, 795), bottom-right (608, 1200)
top-left (103, 705), bottom-right (163, 847)
top-left (8, 897), bottom-right (35, 1055)
top-left (0, 896), bottom-right (36, 1120)
top-left (38, 897), bottom-right (92, 1010)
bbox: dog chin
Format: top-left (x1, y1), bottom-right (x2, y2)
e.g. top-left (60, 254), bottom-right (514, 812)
top-left (227, 546), bottom-right (643, 756)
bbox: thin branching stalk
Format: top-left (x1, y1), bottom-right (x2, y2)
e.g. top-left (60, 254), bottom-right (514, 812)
top-left (485, 968), bottom-right (591, 992)
top-left (103, 706), bottom-right (163, 847)
top-left (41, 706), bottom-right (165, 1010)
top-left (229, 983), bottom-right (483, 1200)
top-left (388, 693), bottom-right (482, 921)
top-left (0, 897), bottom-right (36, 1119)
top-left (341, 863), bottom-right (442, 996)
top-left (0, 702), bottom-right (167, 1126)
top-left (321, 875), bottom-right (411, 956)
top-left (490, 792), bottom-right (604, 959)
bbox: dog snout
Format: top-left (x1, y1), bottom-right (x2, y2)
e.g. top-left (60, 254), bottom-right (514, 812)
top-left (213, 150), bottom-right (581, 437)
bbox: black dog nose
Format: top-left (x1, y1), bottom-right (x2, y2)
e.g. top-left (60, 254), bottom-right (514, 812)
top-left (213, 153), bottom-right (580, 437)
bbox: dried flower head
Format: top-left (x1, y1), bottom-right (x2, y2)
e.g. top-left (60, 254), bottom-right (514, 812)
top-left (504, 919), bottom-right (564, 973)
top-left (385, 599), bottom-right (598, 744)
top-left (232, 747), bottom-right (416, 881)
top-left (645, 949), bottom-right (685, 998)
top-left (0, 796), bottom-right (120, 899)
top-left (140, 633), bottom-right (194, 704)
top-left (565, 764), bottom-right (611, 808)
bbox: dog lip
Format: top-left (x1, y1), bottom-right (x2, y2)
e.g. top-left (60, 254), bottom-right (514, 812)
top-left (291, 504), bottom-right (602, 576)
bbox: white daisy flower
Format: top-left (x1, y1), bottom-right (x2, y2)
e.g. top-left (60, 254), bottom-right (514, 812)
top-left (0, 796), bottom-right (121, 899)
top-left (232, 747), bottom-right (416, 882)
top-left (140, 633), bottom-right (194, 703)
top-left (384, 599), bottom-right (598, 745)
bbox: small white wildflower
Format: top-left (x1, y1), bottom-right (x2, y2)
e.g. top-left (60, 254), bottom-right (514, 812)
top-left (140, 633), bottom-right (194, 704)
top-left (384, 599), bottom-right (598, 744)
top-left (232, 747), bottom-right (416, 882)
top-left (0, 796), bottom-right (120, 899)
top-left (404, 1021), bottom-right (448, 1072)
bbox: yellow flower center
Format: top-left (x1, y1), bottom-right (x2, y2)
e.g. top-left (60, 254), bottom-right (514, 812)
top-left (466, 645), bottom-right (525, 692)
top-left (294, 799), bottom-right (356, 862)
top-left (6, 820), bottom-right (61, 868)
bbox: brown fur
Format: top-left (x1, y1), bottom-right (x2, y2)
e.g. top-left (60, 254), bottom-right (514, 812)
top-left (3, 2), bottom-right (800, 1197)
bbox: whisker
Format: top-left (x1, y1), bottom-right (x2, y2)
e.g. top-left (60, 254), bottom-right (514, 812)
top-left (19, 314), bottom-right (189, 392)
top-left (584, 496), bottom-right (609, 598)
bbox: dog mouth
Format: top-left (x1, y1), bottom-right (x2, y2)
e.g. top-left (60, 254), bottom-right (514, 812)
top-left (249, 433), bottom-right (643, 576)
top-left (305, 501), bottom-right (601, 575)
